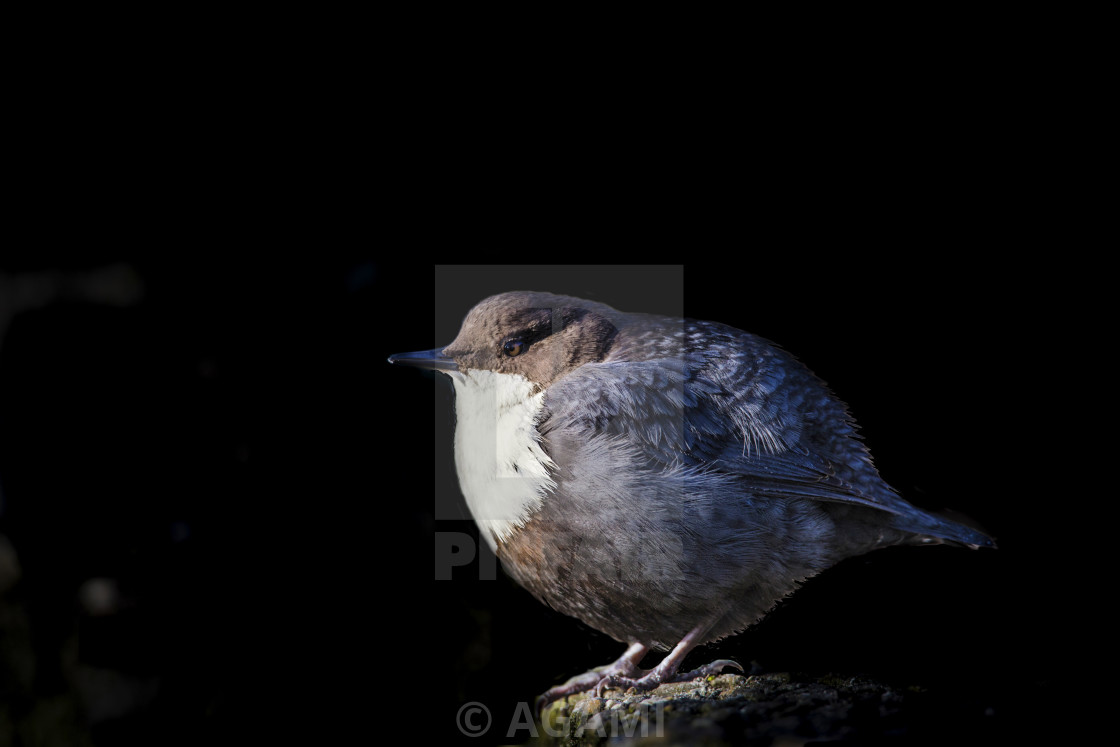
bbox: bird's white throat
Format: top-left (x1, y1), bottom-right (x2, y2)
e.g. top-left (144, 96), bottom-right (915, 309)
top-left (446, 369), bottom-right (556, 551)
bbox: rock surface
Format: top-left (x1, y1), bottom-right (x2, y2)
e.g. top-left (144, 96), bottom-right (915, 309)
top-left (534, 671), bottom-right (993, 745)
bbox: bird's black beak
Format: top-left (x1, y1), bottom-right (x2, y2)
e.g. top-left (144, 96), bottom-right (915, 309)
top-left (388, 347), bottom-right (459, 372)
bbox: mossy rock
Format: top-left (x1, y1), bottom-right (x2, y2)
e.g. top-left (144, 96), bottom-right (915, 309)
top-left (533, 672), bottom-right (942, 745)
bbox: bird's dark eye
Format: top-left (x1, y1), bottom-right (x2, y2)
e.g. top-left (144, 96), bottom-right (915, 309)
top-left (502, 339), bottom-right (527, 357)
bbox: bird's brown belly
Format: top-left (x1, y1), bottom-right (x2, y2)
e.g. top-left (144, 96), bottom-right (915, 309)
top-left (494, 494), bottom-right (838, 650)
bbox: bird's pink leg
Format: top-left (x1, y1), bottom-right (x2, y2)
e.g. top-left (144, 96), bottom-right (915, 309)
top-left (593, 623), bottom-right (741, 697)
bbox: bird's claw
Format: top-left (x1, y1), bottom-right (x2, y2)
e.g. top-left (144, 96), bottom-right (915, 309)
top-left (676, 658), bottom-right (743, 681)
top-left (593, 659), bottom-right (743, 696)
top-left (535, 649), bottom-right (742, 714)
top-left (593, 672), bottom-right (654, 696)
top-left (536, 666), bottom-right (635, 715)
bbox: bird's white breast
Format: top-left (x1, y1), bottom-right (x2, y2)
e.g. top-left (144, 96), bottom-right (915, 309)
top-left (446, 369), bottom-right (556, 551)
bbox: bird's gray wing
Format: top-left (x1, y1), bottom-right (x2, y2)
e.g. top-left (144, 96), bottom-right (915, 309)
top-left (539, 330), bottom-right (910, 515)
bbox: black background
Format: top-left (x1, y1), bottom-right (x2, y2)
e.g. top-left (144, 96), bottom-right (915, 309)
top-left (2, 22), bottom-right (1107, 745)
top-left (0, 248), bottom-right (1084, 745)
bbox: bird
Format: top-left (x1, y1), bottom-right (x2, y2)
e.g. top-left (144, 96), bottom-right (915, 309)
top-left (389, 290), bottom-right (994, 709)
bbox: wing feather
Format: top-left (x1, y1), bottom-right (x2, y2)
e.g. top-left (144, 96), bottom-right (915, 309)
top-left (539, 323), bottom-right (910, 516)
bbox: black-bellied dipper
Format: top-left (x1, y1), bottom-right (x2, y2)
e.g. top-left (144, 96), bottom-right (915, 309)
top-left (390, 291), bottom-right (994, 708)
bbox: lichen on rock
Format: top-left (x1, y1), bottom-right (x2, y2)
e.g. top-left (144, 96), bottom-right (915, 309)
top-left (534, 672), bottom-right (931, 745)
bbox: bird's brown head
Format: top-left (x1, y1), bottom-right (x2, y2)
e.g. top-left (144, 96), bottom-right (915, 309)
top-left (440, 291), bottom-right (621, 389)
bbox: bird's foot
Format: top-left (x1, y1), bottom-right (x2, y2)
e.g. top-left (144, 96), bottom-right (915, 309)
top-left (593, 658), bottom-right (743, 696)
top-left (535, 658), bottom-right (643, 714)
top-left (672, 658), bottom-right (744, 682)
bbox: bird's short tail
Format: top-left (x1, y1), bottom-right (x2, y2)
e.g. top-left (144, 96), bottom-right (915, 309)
top-left (891, 508), bottom-right (996, 550)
